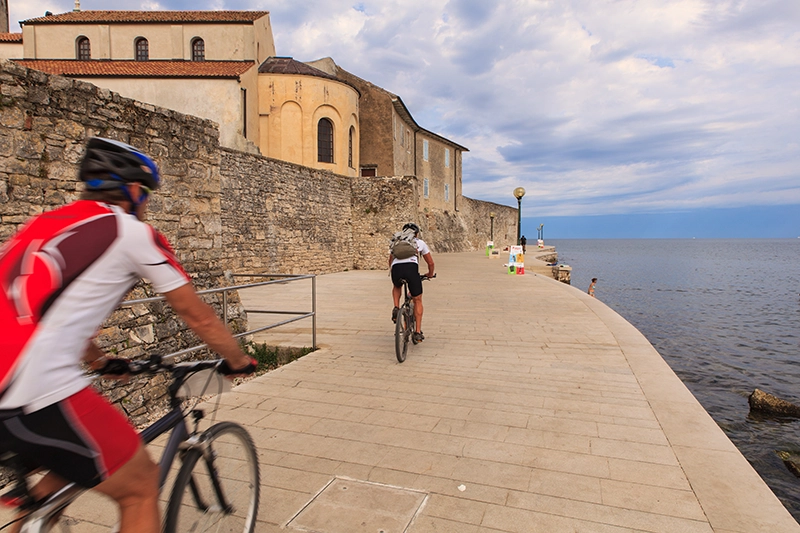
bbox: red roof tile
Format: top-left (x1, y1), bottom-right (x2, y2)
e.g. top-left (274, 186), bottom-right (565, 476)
top-left (14, 60), bottom-right (255, 79)
top-left (22, 10), bottom-right (269, 25)
top-left (0, 33), bottom-right (22, 42)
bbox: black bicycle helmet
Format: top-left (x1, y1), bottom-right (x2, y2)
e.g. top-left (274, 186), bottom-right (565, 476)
top-left (403, 222), bottom-right (420, 234)
top-left (79, 137), bottom-right (161, 191)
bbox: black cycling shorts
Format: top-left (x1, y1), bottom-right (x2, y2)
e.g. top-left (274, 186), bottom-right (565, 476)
top-left (0, 388), bottom-right (141, 488)
top-left (391, 262), bottom-right (423, 297)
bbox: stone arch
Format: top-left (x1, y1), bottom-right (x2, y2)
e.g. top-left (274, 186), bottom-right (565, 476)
top-left (280, 101), bottom-right (303, 164)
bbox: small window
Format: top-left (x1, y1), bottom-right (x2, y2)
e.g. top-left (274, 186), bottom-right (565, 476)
top-left (241, 88), bottom-right (247, 138)
top-left (400, 126), bottom-right (404, 146)
top-left (423, 178), bottom-right (429, 198)
top-left (392, 115), bottom-right (396, 140)
top-left (423, 140), bottom-right (429, 161)
top-left (445, 148), bottom-right (450, 168)
top-left (348, 126), bottom-right (355, 168)
top-left (76, 36), bottom-right (91, 60)
top-left (445, 183), bottom-right (450, 201)
top-left (361, 167), bottom-right (376, 177)
top-left (191, 37), bottom-right (205, 61)
top-left (135, 37), bottom-right (149, 61)
top-left (318, 118), bottom-right (334, 163)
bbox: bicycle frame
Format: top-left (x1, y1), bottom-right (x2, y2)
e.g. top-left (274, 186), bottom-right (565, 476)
top-left (0, 358), bottom-right (224, 533)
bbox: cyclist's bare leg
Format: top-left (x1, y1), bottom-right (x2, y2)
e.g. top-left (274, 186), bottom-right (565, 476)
top-left (412, 294), bottom-right (423, 333)
top-left (93, 444), bottom-right (160, 533)
top-left (392, 284), bottom-right (402, 308)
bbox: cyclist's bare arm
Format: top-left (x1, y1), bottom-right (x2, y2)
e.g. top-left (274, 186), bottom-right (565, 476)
top-left (422, 252), bottom-right (435, 278)
top-left (163, 284), bottom-right (252, 370)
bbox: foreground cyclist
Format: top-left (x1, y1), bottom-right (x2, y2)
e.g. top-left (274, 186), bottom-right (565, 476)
top-left (0, 138), bottom-right (256, 533)
top-left (389, 222), bottom-right (435, 343)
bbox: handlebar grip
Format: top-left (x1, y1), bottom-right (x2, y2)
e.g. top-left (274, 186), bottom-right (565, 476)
top-left (97, 358), bottom-right (132, 376)
top-left (217, 357), bottom-right (258, 376)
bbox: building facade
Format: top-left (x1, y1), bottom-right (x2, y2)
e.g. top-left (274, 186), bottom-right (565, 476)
top-left (0, 32), bottom-right (21, 58)
top-left (308, 57), bottom-right (467, 213)
top-left (257, 57), bottom-right (360, 177)
top-left (14, 10), bottom-right (273, 152)
top-left (8, 10), bottom-right (467, 201)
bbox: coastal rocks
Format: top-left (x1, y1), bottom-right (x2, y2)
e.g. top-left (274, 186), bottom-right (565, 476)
top-left (748, 388), bottom-right (800, 418)
top-left (777, 451), bottom-right (800, 478)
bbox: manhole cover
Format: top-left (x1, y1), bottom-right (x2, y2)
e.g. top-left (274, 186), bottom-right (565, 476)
top-left (287, 477), bottom-right (428, 533)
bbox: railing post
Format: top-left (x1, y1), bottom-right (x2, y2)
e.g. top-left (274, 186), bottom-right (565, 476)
top-left (312, 275), bottom-right (317, 350)
top-left (223, 291), bottom-right (228, 326)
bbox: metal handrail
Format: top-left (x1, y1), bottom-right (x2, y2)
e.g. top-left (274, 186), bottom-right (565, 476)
top-left (121, 273), bottom-right (316, 360)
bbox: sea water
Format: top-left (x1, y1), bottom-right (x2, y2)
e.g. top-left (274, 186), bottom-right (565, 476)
top-left (550, 238), bottom-right (800, 520)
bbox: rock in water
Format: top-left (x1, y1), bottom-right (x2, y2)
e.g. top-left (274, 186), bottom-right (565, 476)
top-left (777, 451), bottom-right (800, 478)
top-left (749, 389), bottom-right (800, 418)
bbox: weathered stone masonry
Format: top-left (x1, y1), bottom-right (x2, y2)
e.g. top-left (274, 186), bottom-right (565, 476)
top-left (0, 59), bottom-right (518, 419)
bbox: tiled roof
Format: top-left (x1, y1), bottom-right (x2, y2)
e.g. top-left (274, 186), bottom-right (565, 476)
top-left (0, 33), bottom-right (22, 42)
top-left (258, 57), bottom-right (360, 96)
top-left (14, 60), bottom-right (255, 79)
top-left (258, 57), bottom-right (339, 81)
top-left (21, 10), bottom-right (269, 25)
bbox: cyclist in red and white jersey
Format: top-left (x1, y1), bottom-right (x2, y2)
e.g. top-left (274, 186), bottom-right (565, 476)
top-left (0, 138), bottom-right (255, 533)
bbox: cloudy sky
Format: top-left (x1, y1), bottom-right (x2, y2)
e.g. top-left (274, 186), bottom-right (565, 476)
top-left (10, 1), bottom-right (800, 236)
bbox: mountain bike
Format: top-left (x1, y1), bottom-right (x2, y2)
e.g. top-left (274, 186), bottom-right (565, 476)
top-left (394, 274), bottom-right (434, 363)
top-left (0, 355), bottom-right (260, 533)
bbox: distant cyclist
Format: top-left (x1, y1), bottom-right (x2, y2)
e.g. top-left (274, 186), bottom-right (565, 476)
top-left (389, 222), bottom-right (435, 343)
top-left (0, 137), bottom-right (255, 533)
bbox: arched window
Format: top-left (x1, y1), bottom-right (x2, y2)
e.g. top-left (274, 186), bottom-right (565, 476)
top-left (76, 36), bottom-right (91, 60)
top-left (135, 37), bottom-right (149, 61)
top-left (317, 118), bottom-right (334, 163)
top-left (191, 38), bottom-right (205, 61)
top-left (348, 126), bottom-right (355, 168)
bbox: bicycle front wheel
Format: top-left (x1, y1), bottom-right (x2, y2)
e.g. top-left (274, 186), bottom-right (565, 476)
top-left (395, 305), bottom-right (411, 363)
top-left (164, 422), bottom-right (260, 533)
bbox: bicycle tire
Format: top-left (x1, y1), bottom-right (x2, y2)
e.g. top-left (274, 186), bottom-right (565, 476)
top-left (395, 304), bottom-right (411, 363)
top-left (164, 422), bottom-right (260, 533)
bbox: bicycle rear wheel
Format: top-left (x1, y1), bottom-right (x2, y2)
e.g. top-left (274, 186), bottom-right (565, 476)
top-left (164, 422), bottom-right (259, 533)
top-left (395, 305), bottom-right (411, 363)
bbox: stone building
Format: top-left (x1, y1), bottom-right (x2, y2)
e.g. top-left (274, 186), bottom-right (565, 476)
top-left (257, 57), bottom-right (360, 178)
top-left (12, 10), bottom-right (274, 153)
top-left (7, 10), bottom-right (468, 197)
top-left (308, 57), bottom-right (467, 214)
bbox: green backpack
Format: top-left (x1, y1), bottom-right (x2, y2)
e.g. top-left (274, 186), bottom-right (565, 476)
top-left (389, 228), bottom-right (419, 259)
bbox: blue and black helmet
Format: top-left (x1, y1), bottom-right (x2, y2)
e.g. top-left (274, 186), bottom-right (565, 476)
top-left (79, 137), bottom-right (160, 191)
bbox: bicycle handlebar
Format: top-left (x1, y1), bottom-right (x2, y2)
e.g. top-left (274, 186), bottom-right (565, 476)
top-left (97, 354), bottom-right (228, 378)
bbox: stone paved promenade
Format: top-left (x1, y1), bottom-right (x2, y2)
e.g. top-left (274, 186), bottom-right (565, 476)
top-left (8, 251), bottom-right (799, 532)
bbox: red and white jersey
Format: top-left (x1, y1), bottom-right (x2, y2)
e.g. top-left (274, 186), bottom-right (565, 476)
top-left (0, 201), bottom-right (190, 412)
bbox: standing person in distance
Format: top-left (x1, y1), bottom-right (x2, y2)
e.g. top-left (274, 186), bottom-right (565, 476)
top-left (520, 235), bottom-right (527, 253)
top-left (588, 277), bottom-right (597, 297)
top-left (0, 137), bottom-right (256, 533)
top-left (389, 222), bottom-right (435, 344)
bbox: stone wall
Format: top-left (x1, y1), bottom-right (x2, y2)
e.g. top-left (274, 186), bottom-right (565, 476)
top-left (0, 59), bottom-right (246, 422)
top-left (420, 196), bottom-right (517, 253)
top-left (220, 148), bottom-right (354, 274)
top-left (351, 175), bottom-right (417, 269)
top-left (0, 60), bottom-right (524, 421)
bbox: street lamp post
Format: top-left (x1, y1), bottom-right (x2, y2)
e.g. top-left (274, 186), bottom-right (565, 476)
top-left (513, 187), bottom-right (526, 245)
top-left (538, 223), bottom-right (544, 241)
top-left (489, 212), bottom-right (495, 242)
